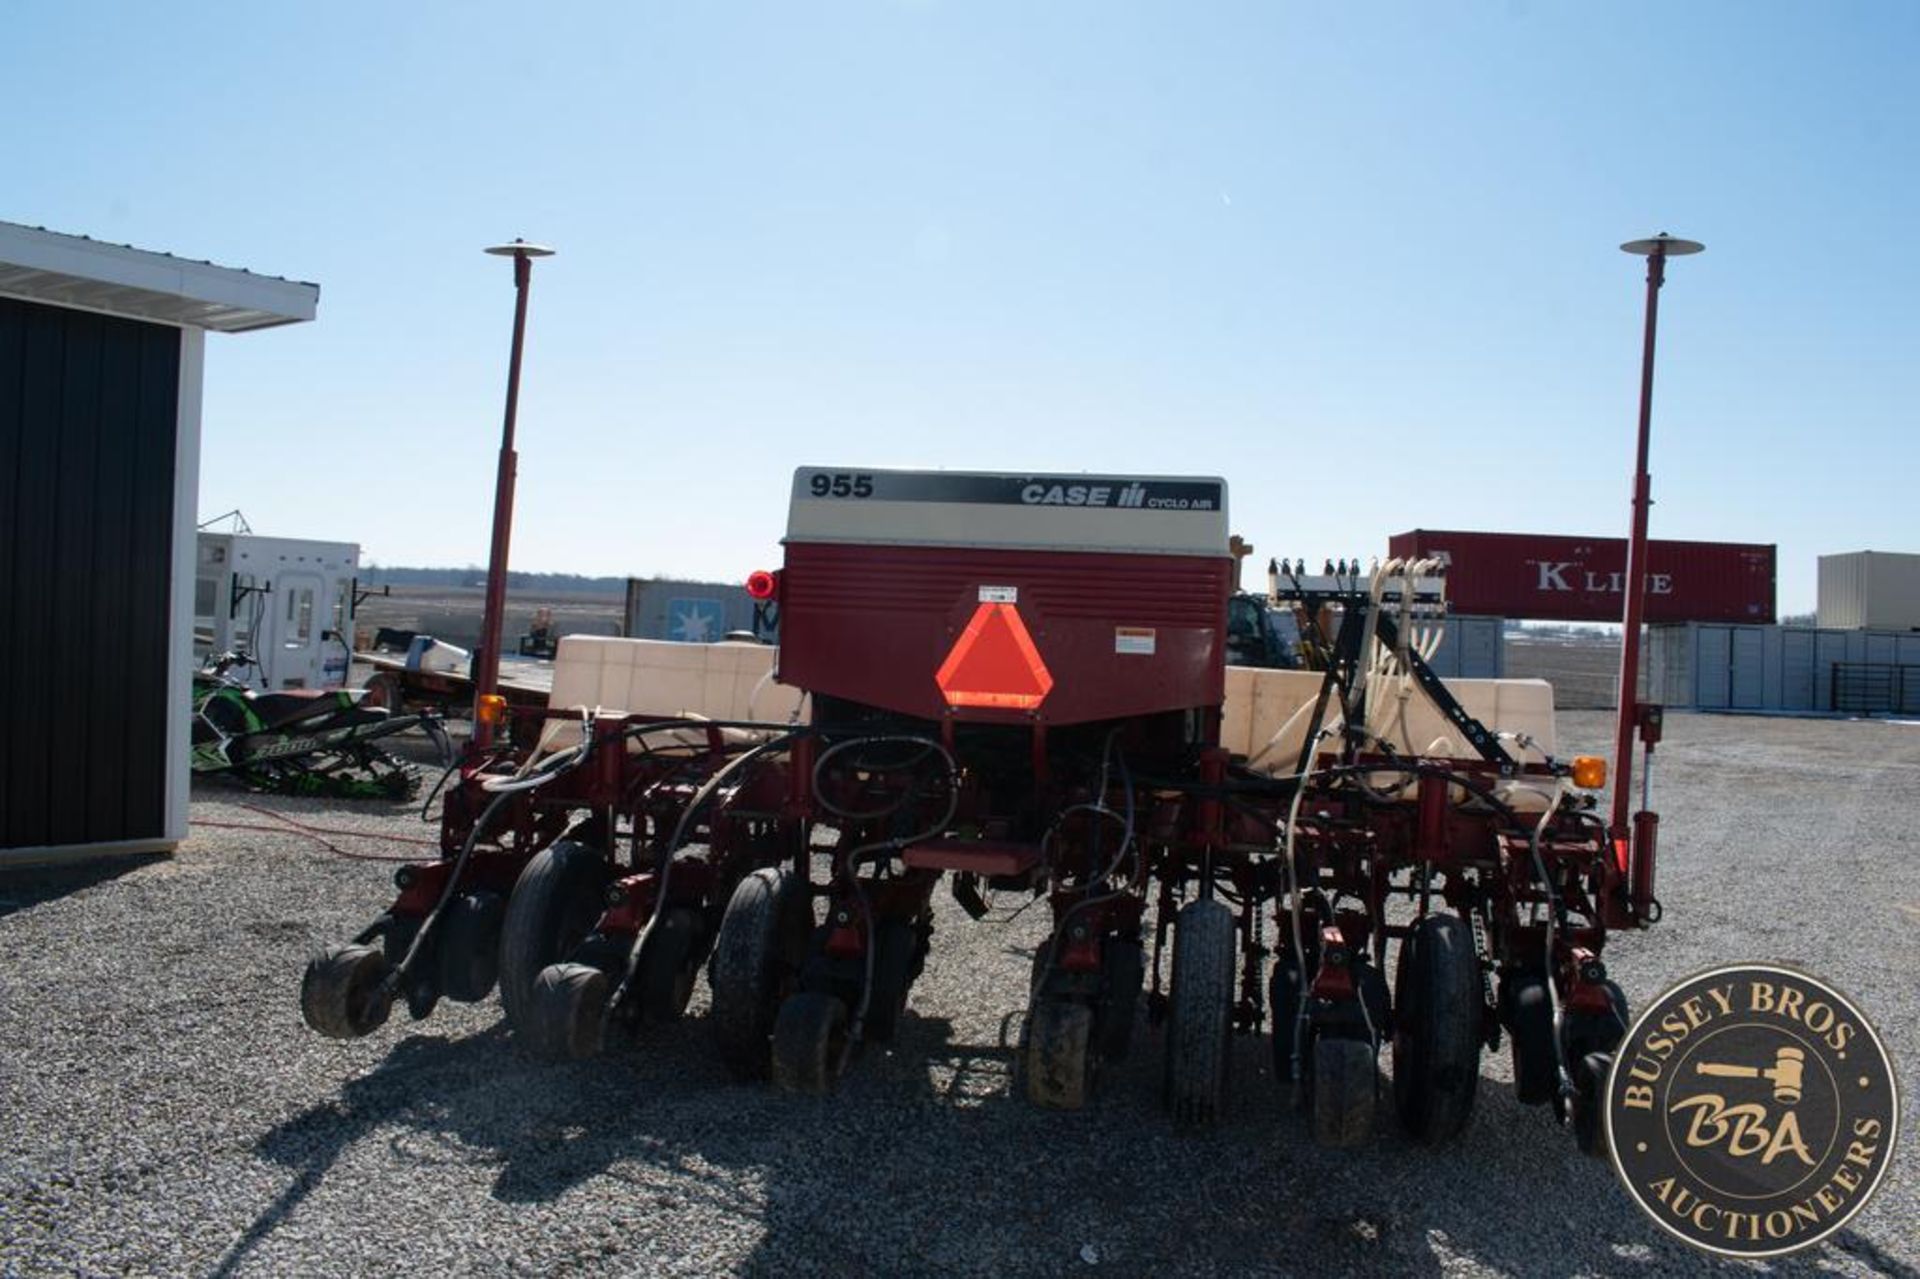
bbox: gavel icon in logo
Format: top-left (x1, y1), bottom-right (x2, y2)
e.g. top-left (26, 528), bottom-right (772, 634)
top-left (1695, 1045), bottom-right (1806, 1105)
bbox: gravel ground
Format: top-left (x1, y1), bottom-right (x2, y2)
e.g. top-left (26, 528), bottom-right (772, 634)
top-left (2, 711), bottom-right (1916, 1277)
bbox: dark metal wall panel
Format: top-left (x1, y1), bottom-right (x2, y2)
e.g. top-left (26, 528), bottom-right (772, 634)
top-left (121, 318), bottom-right (180, 841)
top-left (46, 311), bottom-right (102, 847)
top-left (0, 302), bottom-right (20, 822)
top-left (84, 321), bottom-right (143, 840)
top-left (0, 296), bottom-right (179, 850)
top-left (5, 305), bottom-right (61, 846)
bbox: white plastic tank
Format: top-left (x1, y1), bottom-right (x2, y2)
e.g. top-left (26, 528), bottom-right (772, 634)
top-left (406, 635), bottom-right (471, 675)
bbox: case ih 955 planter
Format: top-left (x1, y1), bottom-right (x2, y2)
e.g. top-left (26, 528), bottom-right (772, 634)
top-left (303, 468), bottom-right (1658, 1149)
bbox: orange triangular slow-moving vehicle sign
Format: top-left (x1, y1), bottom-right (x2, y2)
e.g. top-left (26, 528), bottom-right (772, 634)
top-left (935, 602), bottom-right (1053, 709)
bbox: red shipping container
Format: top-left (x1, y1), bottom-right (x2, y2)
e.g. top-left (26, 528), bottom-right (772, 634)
top-left (1387, 530), bottom-right (1776, 624)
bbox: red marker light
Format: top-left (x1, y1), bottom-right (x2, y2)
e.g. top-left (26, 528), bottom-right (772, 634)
top-left (745, 570), bottom-right (778, 601)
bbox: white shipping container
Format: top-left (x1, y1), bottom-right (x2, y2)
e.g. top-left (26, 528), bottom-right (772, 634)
top-left (1817, 551), bottom-right (1920, 631)
top-left (1648, 622), bottom-right (1920, 712)
top-left (1426, 615), bottom-right (1505, 680)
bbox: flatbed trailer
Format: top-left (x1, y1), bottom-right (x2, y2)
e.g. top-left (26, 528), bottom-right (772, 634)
top-left (354, 651), bottom-right (552, 719)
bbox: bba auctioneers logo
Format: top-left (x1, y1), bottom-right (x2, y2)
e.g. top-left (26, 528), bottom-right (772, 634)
top-left (1605, 965), bottom-right (1899, 1258)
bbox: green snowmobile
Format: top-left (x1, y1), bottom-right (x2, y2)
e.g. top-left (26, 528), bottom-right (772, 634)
top-left (191, 651), bottom-right (448, 799)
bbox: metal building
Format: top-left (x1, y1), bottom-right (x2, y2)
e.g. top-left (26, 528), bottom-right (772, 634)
top-left (0, 222), bottom-right (317, 864)
top-left (1817, 551), bottom-right (1920, 632)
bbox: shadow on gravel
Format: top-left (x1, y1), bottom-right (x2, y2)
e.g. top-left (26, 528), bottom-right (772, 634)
top-left (214, 1026), bottom-right (528, 1278)
top-left (1830, 1232), bottom-right (1920, 1279)
top-left (220, 1009), bottom-right (1890, 1277)
top-left (0, 853), bottom-right (167, 919)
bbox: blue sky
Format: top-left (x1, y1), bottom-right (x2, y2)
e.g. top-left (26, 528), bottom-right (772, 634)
top-left (6, 2), bottom-right (1915, 611)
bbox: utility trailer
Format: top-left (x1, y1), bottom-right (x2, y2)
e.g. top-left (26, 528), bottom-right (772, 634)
top-left (353, 633), bottom-right (553, 719)
top-left (303, 467), bottom-right (1660, 1152)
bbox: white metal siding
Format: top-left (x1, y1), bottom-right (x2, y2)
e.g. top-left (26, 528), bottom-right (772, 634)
top-left (1646, 625), bottom-right (1690, 706)
top-left (1867, 554), bottom-right (1920, 630)
top-left (1819, 551), bottom-right (1920, 631)
top-left (1818, 554), bottom-right (1864, 629)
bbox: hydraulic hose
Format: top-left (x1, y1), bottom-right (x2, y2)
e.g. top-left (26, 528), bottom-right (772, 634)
top-left (1030, 747), bottom-right (1140, 998)
top-left (1283, 727), bottom-right (1337, 1086)
top-left (388, 785), bottom-right (516, 988)
top-left (391, 711), bottom-right (614, 984)
top-left (809, 734), bottom-right (960, 1052)
top-left (1524, 780), bottom-right (1580, 1104)
top-left (607, 728), bottom-right (813, 1011)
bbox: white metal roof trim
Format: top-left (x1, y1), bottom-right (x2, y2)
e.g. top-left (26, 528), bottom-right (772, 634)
top-left (0, 221), bottom-right (318, 331)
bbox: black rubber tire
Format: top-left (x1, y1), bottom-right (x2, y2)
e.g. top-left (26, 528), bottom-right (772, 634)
top-left (1025, 999), bottom-right (1096, 1110)
top-left (1163, 898), bottom-right (1236, 1126)
top-left (437, 891), bottom-right (506, 1003)
top-left (1096, 938), bottom-right (1145, 1062)
top-left (1029, 940), bottom-right (1053, 997)
top-left (861, 918), bottom-right (919, 1042)
top-left (571, 932), bottom-right (628, 977)
top-left (1571, 1050), bottom-right (1614, 1158)
top-left (1391, 914), bottom-right (1483, 1143)
top-left (301, 943), bottom-right (394, 1039)
top-left (709, 868), bottom-right (811, 1080)
top-left (528, 962), bottom-right (611, 1060)
top-left (1562, 981), bottom-right (1630, 1062)
top-left (770, 991), bottom-right (848, 1095)
top-left (1312, 1035), bottom-right (1377, 1148)
top-left (637, 907), bottom-right (701, 1023)
top-left (379, 912), bottom-right (421, 970)
top-left (1505, 974), bottom-right (1558, 1106)
top-left (377, 912), bottom-right (438, 1019)
top-left (362, 672), bottom-right (406, 713)
top-left (1269, 948), bottom-right (1309, 1084)
top-left (499, 840), bottom-right (612, 1042)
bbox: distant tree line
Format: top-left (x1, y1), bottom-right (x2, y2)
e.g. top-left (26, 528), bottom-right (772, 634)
top-left (360, 565), bottom-right (621, 592)
top-left (362, 566), bottom-right (725, 594)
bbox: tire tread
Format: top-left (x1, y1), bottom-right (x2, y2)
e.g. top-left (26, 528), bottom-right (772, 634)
top-left (1164, 899), bottom-right (1236, 1126)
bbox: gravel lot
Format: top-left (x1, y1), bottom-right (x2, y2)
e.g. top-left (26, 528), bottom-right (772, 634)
top-left (2, 710), bottom-right (1915, 1277)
